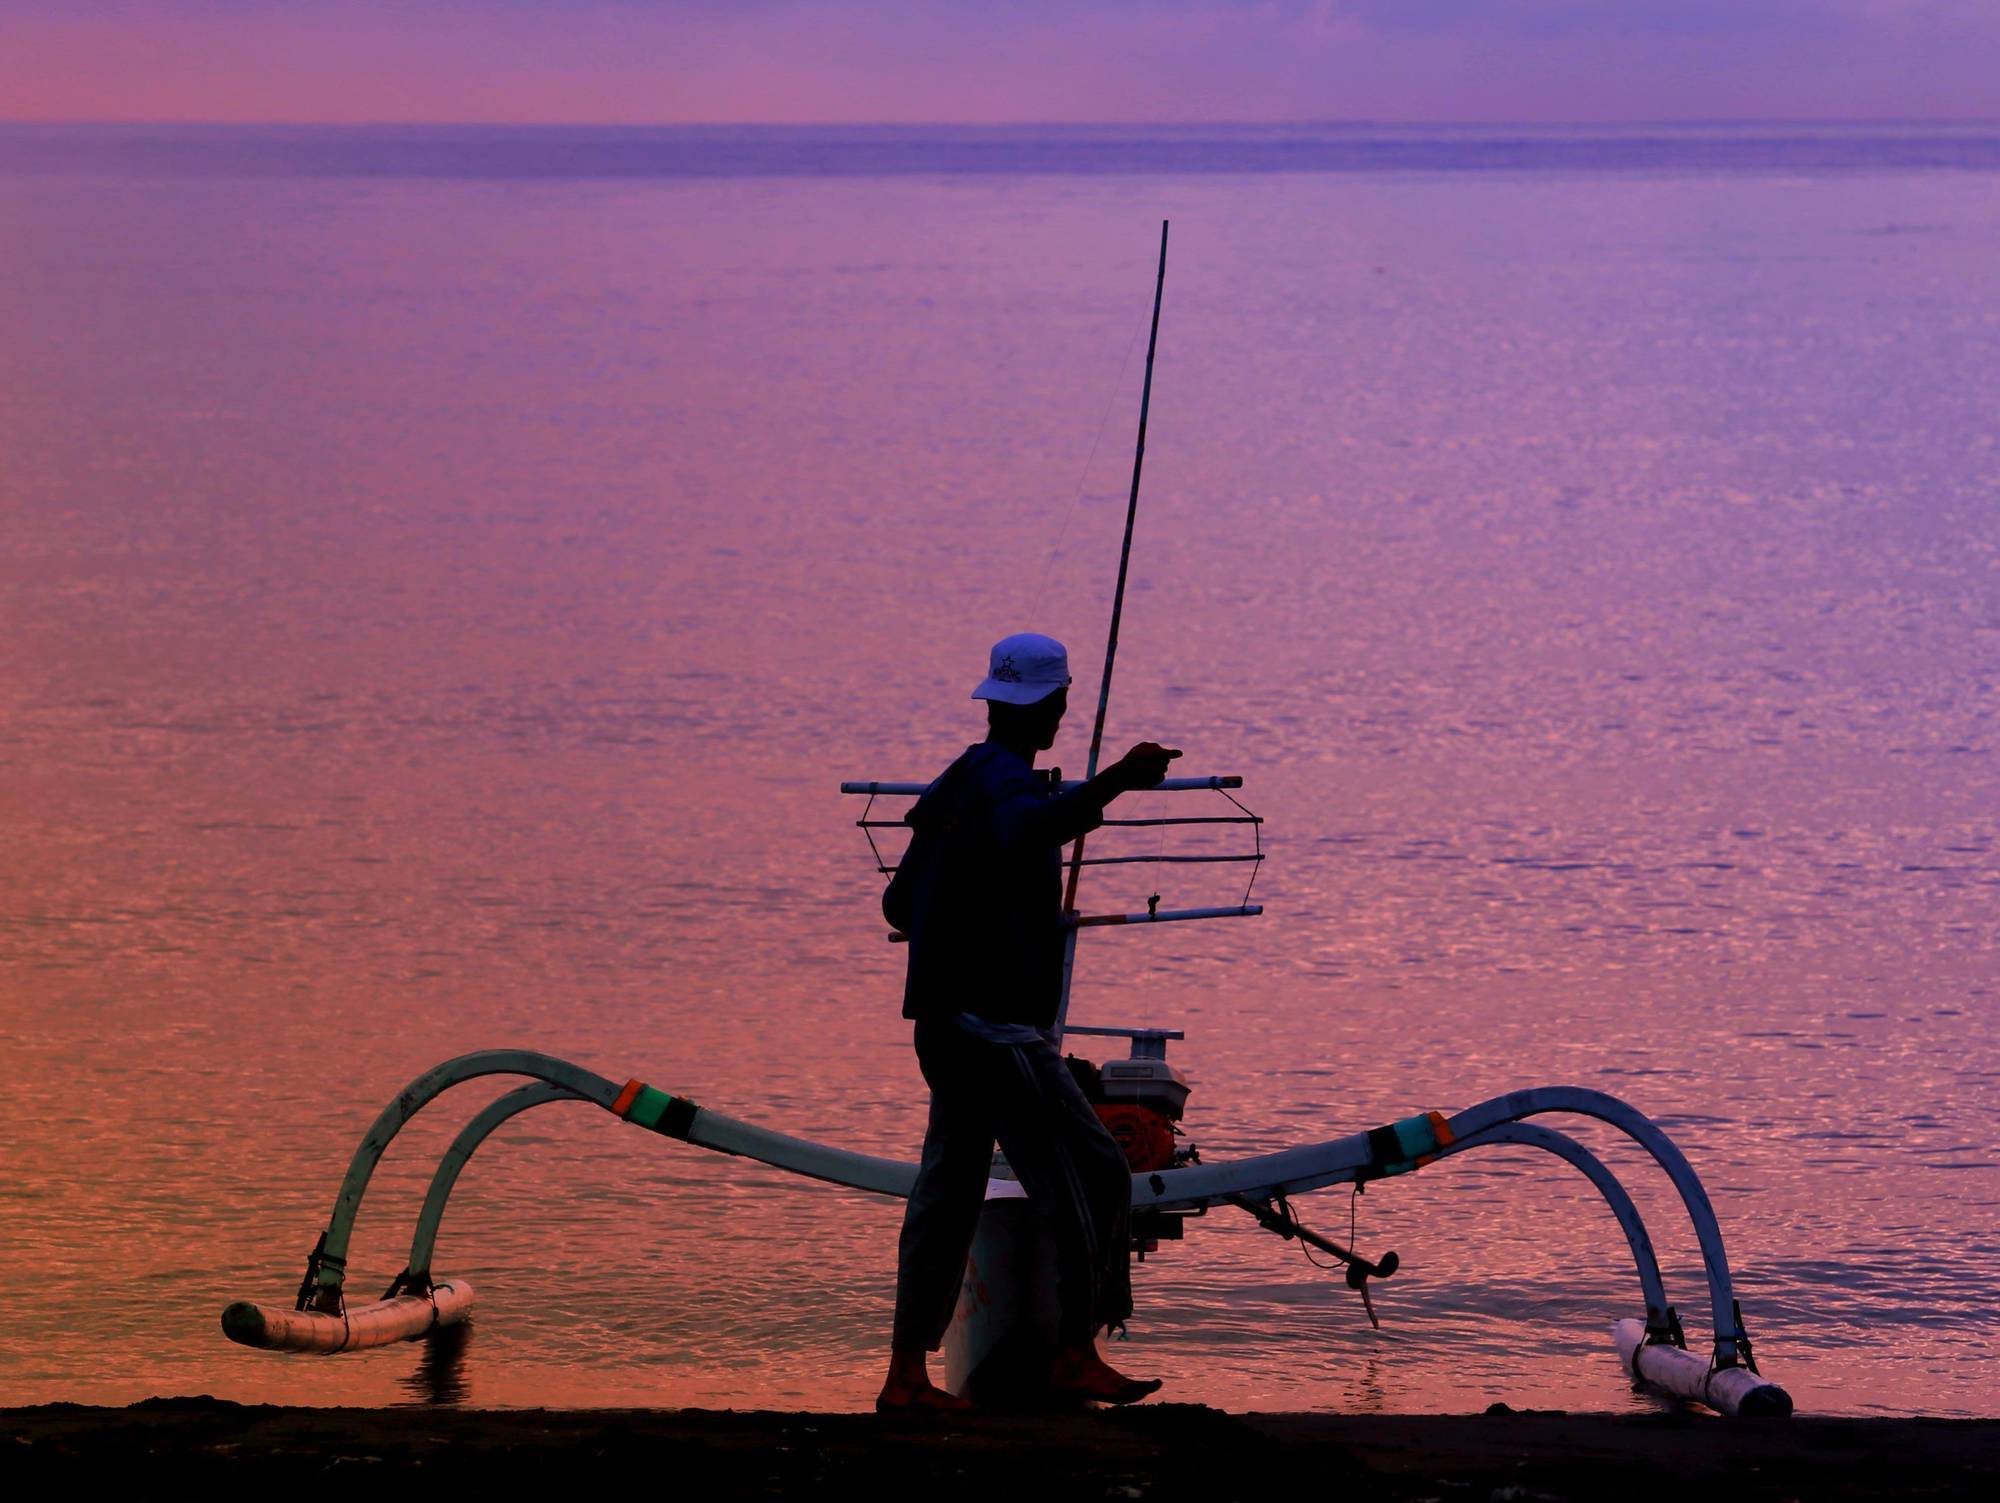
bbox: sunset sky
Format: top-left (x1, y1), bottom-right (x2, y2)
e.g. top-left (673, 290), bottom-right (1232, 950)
top-left (3, 0), bottom-right (1997, 125)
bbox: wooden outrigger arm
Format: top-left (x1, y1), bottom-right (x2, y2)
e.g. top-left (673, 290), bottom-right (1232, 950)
top-left (220, 1051), bottom-right (1788, 1416)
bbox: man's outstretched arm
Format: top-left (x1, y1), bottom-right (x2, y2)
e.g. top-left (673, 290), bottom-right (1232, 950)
top-left (994, 743), bottom-right (1183, 850)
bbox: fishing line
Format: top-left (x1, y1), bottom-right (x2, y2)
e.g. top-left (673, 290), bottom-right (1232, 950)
top-left (1290, 1193), bottom-right (1336, 1272)
top-left (1025, 314), bottom-right (1146, 623)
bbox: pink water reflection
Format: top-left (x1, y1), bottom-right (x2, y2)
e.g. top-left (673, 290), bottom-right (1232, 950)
top-left (1, 136), bottom-right (1996, 1415)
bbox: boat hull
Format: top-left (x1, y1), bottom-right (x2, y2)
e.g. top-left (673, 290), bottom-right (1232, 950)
top-left (942, 1196), bottom-right (1065, 1407)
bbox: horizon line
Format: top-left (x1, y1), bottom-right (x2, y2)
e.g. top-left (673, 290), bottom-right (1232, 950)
top-left (6, 114), bottom-right (2000, 133)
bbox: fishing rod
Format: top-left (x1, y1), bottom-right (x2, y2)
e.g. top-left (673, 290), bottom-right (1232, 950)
top-left (1053, 218), bottom-right (1169, 1042)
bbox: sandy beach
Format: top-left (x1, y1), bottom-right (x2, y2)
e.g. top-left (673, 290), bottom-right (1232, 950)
top-left (7, 1400), bottom-right (1995, 1498)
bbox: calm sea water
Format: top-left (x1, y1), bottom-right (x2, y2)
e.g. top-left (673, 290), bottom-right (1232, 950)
top-left (1, 124), bottom-right (1995, 1416)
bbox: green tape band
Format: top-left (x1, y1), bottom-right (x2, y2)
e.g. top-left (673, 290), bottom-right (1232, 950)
top-left (625, 1085), bottom-right (700, 1140)
top-left (627, 1085), bottom-right (675, 1130)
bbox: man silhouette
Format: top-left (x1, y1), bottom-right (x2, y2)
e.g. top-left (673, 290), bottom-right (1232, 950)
top-left (877, 631), bottom-right (1179, 1413)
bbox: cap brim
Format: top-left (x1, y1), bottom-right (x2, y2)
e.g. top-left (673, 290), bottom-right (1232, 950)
top-left (971, 677), bottom-right (1067, 705)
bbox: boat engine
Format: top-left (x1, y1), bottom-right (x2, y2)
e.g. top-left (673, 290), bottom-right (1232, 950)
top-left (1096, 1055), bottom-right (1188, 1171)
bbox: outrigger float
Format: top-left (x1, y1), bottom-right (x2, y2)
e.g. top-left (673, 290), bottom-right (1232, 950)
top-left (222, 223), bottom-right (1791, 1419)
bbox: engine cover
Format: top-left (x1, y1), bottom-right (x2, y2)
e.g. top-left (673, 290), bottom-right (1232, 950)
top-left (1095, 1103), bottom-right (1177, 1172)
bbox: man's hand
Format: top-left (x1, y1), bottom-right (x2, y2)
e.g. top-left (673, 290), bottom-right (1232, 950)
top-left (1108, 741), bottom-right (1182, 791)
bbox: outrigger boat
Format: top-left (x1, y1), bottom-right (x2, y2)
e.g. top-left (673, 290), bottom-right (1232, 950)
top-left (221, 224), bottom-right (1792, 1419)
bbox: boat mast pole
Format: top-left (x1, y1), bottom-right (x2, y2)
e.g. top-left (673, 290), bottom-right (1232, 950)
top-left (1054, 218), bottom-right (1168, 1044)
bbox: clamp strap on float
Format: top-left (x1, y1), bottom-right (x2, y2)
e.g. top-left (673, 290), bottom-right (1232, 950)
top-left (611, 1078), bottom-right (701, 1140)
top-left (1357, 1110), bottom-right (1456, 1182)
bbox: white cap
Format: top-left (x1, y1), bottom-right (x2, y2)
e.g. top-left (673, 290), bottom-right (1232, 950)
top-left (971, 632), bottom-right (1072, 705)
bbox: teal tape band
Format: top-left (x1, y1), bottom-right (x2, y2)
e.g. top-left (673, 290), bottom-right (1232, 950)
top-left (1391, 1113), bottom-right (1440, 1161)
top-left (1361, 1113), bottom-right (1442, 1180)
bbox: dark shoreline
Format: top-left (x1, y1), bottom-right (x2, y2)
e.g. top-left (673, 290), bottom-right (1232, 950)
top-left (7, 1399), bottom-right (1996, 1498)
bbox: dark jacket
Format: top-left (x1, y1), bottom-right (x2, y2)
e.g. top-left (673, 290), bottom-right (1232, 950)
top-left (885, 742), bottom-right (1104, 1026)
